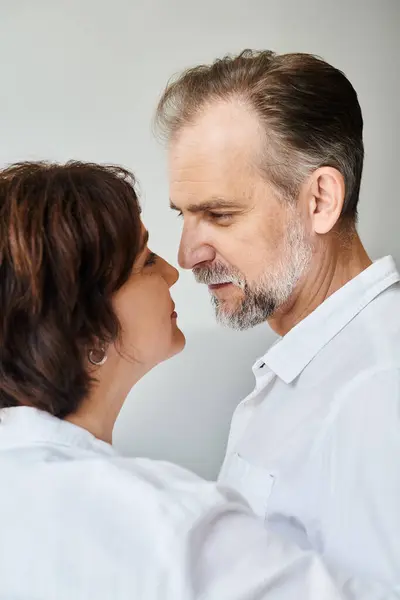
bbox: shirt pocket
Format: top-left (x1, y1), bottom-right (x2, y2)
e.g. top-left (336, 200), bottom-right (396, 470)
top-left (221, 452), bottom-right (275, 519)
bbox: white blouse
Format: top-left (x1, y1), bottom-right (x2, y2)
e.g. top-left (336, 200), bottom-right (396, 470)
top-left (0, 406), bottom-right (392, 599)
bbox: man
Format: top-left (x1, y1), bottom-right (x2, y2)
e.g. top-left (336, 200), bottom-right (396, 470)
top-left (155, 50), bottom-right (400, 590)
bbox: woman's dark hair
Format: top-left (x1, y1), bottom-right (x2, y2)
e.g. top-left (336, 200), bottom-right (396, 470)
top-left (0, 161), bottom-right (142, 418)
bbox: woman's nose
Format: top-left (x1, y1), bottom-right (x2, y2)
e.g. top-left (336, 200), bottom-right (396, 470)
top-left (161, 258), bottom-right (179, 288)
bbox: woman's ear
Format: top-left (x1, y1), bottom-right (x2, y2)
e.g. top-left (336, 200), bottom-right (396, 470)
top-left (305, 167), bottom-right (345, 234)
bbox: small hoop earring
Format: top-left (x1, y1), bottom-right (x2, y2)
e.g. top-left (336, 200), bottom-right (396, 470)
top-left (88, 347), bottom-right (107, 366)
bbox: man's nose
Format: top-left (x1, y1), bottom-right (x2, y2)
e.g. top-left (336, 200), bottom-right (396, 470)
top-left (178, 232), bottom-right (216, 270)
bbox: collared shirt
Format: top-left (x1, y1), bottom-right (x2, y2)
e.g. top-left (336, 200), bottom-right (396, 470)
top-left (219, 256), bottom-right (400, 590)
top-left (0, 406), bottom-right (355, 600)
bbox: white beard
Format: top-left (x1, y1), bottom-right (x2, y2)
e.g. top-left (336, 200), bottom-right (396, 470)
top-left (200, 209), bottom-right (313, 330)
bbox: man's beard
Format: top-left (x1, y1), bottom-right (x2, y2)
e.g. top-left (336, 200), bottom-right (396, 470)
top-left (193, 211), bottom-right (313, 330)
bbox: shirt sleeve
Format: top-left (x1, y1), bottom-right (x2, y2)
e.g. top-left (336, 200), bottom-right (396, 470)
top-left (115, 456), bottom-right (396, 599)
top-left (188, 485), bottom-right (397, 600)
top-left (307, 367), bottom-right (400, 589)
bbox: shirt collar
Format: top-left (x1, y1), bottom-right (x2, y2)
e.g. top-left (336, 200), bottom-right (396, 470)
top-left (259, 256), bottom-right (400, 384)
top-left (0, 406), bottom-right (116, 456)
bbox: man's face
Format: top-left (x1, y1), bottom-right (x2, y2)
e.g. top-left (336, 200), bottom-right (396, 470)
top-left (169, 101), bottom-right (312, 330)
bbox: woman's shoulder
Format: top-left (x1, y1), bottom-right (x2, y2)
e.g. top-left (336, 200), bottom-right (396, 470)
top-left (52, 453), bottom-right (250, 563)
top-left (90, 455), bottom-right (245, 521)
top-left (108, 455), bottom-right (203, 489)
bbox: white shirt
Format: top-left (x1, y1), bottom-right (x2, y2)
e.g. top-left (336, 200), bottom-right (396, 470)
top-left (0, 406), bottom-right (363, 600)
top-left (219, 256), bottom-right (400, 592)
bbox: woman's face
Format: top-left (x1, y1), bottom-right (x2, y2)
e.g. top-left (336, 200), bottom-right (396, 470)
top-left (112, 223), bottom-right (185, 372)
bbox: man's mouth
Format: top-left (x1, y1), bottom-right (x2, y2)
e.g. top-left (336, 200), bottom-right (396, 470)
top-left (208, 282), bottom-right (233, 291)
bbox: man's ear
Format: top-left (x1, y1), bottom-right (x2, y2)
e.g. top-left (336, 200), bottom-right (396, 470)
top-left (305, 167), bottom-right (345, 234)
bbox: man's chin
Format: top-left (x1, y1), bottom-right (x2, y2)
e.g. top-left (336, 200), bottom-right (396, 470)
top-left (215, 310), bottom-right (252, 331)
top-left (212, 294), bottom-right (241, 314)
top-left (212, 295), bottom-right (276, 330)
top-left (213, 301), bottom-right (247, 330)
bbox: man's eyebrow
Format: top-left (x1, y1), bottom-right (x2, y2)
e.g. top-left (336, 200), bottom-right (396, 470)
top-left (139, 230), bottom-right (149, 253)
top-left (169, 198), bottom-right (243, 214)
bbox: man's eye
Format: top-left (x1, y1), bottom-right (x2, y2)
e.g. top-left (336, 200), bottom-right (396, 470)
top-left (208, 212), bottom-right (233, 222)
top-left (176, 210), bottom-right (183, 218)
top-left (144, 252), bottom-right (157, 267)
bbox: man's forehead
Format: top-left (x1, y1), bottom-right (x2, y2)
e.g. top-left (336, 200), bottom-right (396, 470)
top-left (168, 102), bottom-right (262, 167)
top-left (168, 140), bottom-right (260, 207)
top-left (168, 104), bottom-right (264, 211)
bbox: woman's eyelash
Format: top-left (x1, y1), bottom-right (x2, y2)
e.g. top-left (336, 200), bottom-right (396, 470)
top-left (145, 252), bottom-right (157, 267)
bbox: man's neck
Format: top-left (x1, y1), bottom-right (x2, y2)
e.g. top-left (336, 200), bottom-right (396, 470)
top-left (269, 232), bottom-right (372, 337)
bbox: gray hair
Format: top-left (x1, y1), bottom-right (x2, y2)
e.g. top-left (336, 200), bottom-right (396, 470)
top-left (155, 49), bottom-right (364, 223)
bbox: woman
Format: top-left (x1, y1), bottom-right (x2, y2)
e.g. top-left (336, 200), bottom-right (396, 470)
top-left (0, 161), bottom-right (344, 599)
